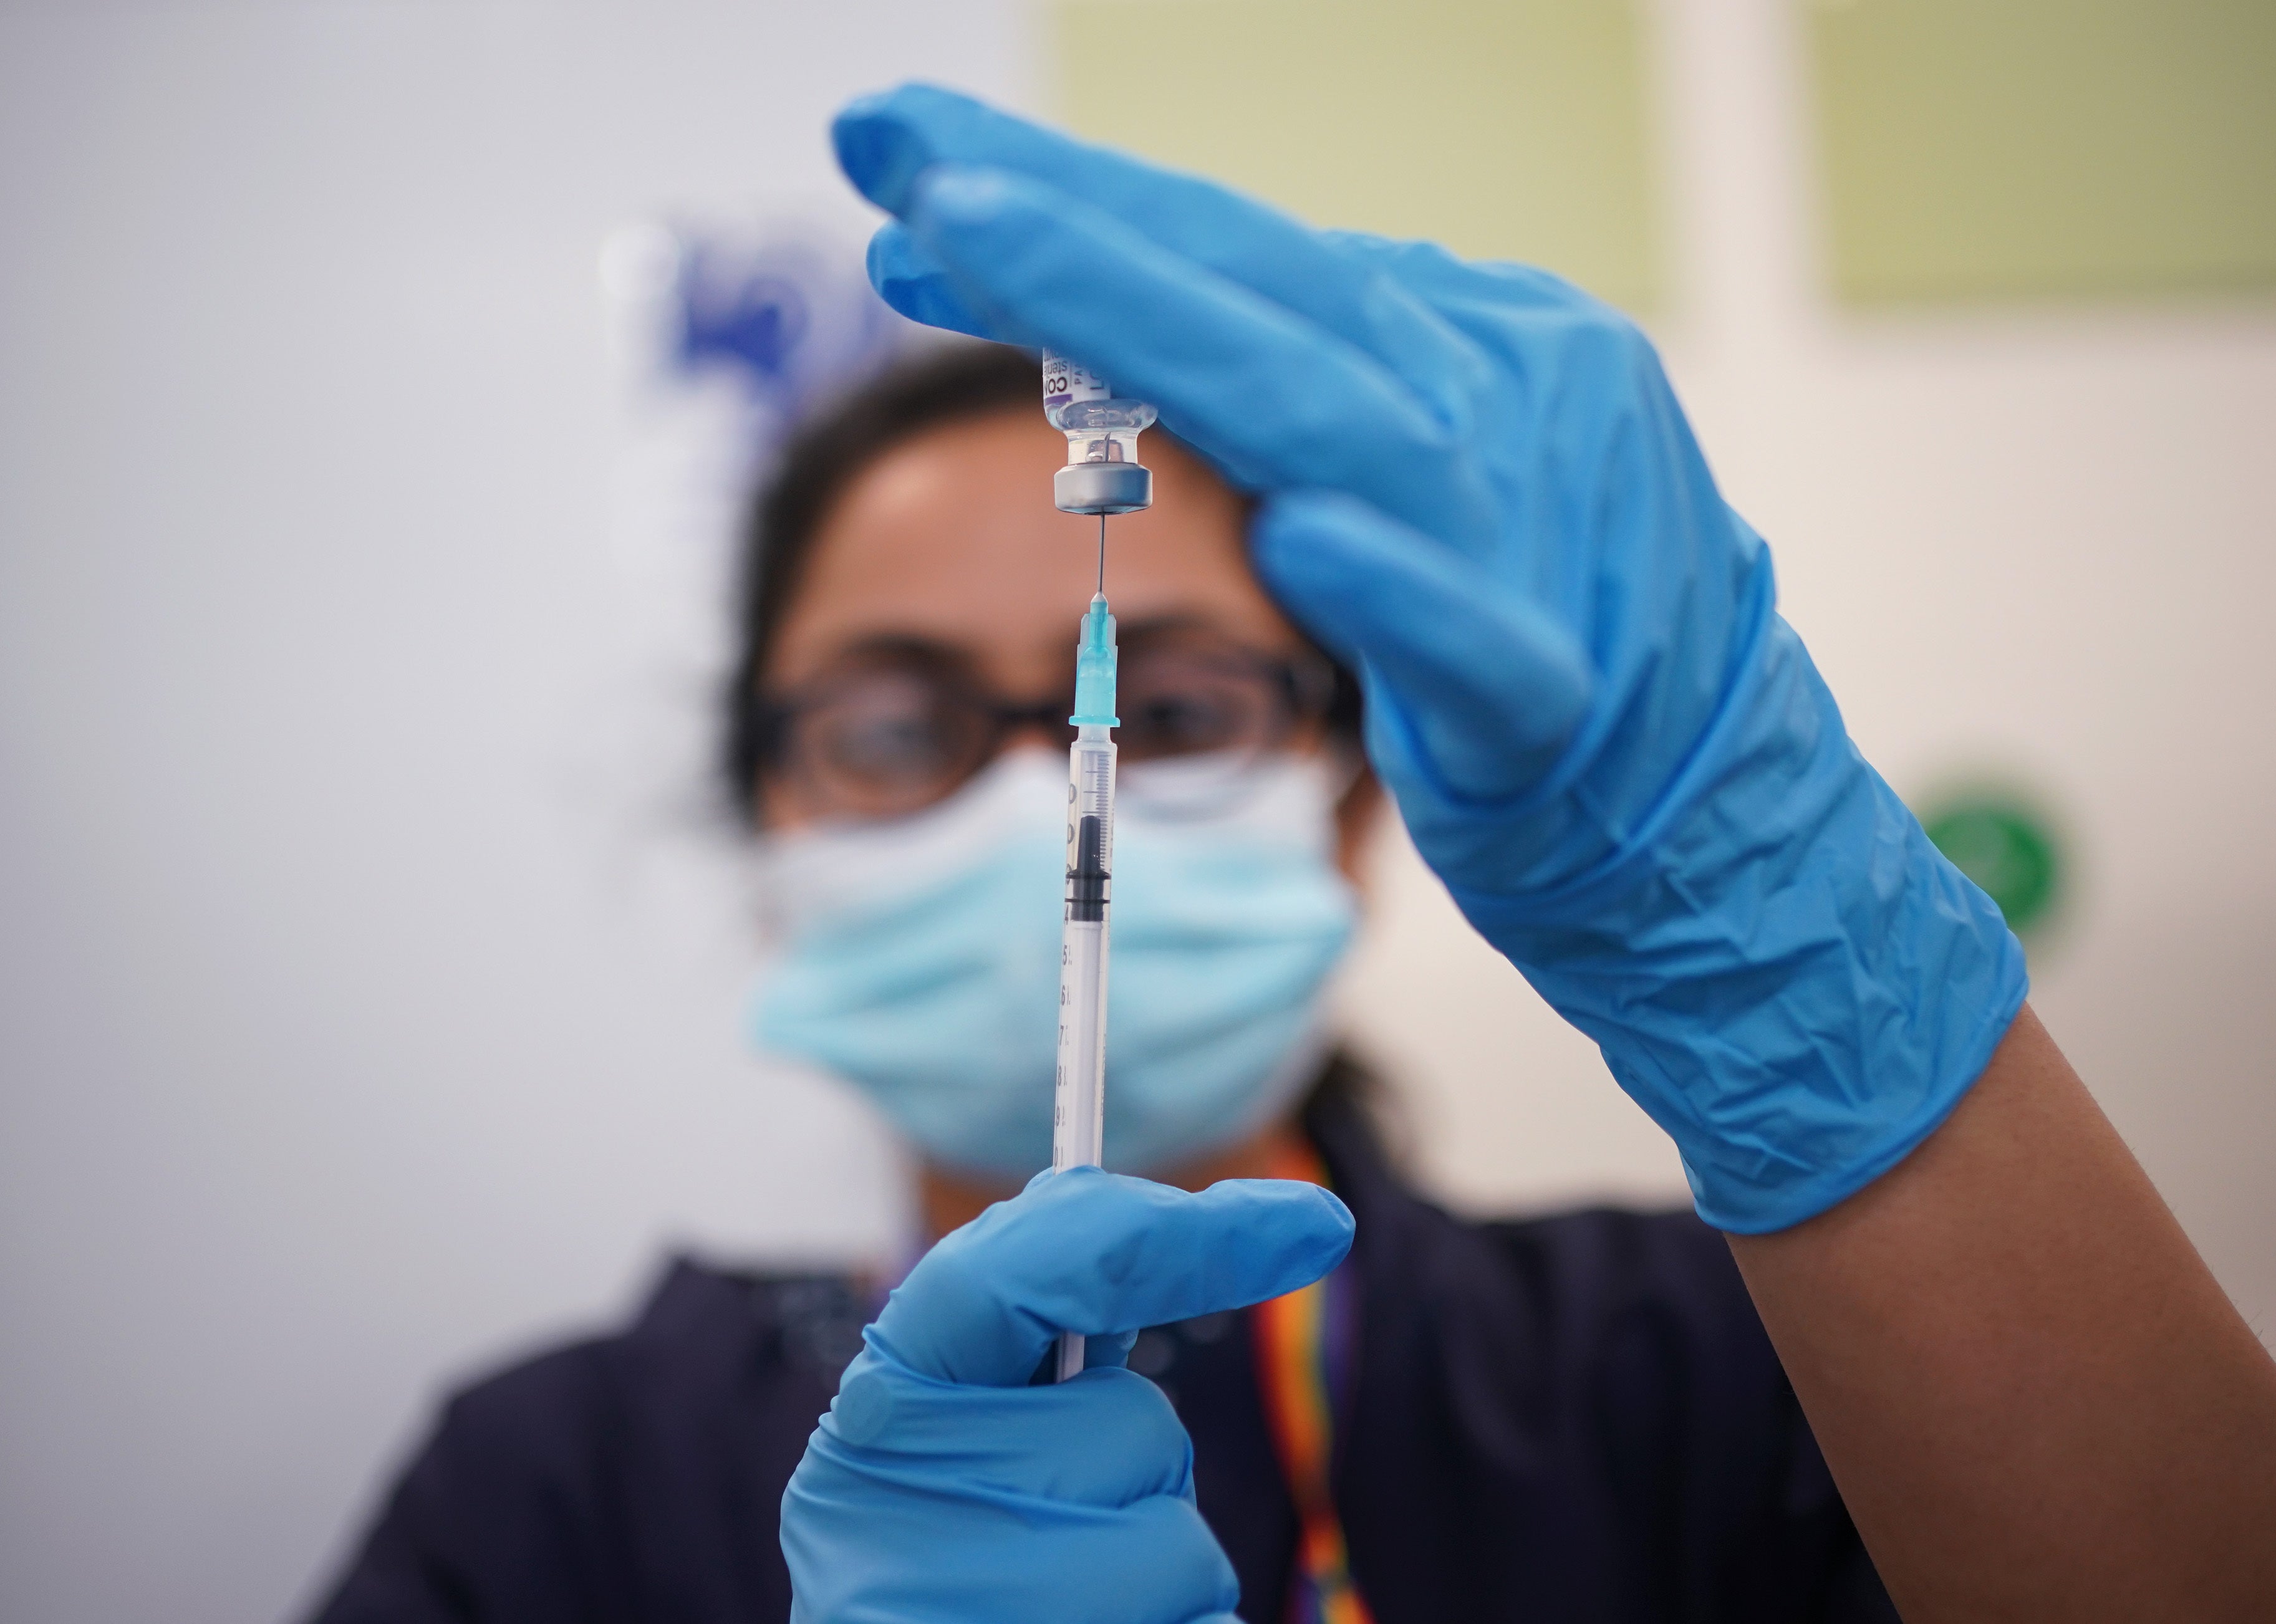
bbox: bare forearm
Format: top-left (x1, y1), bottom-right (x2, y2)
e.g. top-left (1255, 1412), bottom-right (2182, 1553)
top-left (1728, 1005), bottom-right (2276, 1621)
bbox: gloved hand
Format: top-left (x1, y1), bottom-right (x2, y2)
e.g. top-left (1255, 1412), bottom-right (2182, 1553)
top-left (780, 1166), bottom-right (1354, 1623)
top-left (829, 85), bottom-right (2027, 1232)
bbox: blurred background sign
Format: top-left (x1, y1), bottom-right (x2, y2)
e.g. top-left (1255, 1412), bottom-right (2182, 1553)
top-left (1049, 0), bottom-right (1662, 312)
top-left (602, 221), bottom-right (901, 586)
top-left (1805, 0), bottom-right (2276, 304)
top-left (1918, 784), bottom-right (2068, 938)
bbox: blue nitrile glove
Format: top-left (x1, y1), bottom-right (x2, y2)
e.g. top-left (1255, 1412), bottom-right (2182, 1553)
top-left (829, 85), bottom-right (2028, 1233)
top-left (780, 1166), bottom-right (1354, 1623)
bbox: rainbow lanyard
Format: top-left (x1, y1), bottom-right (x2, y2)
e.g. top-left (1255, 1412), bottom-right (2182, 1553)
top-left (1251, 1140), bottom-right (1376, 1624)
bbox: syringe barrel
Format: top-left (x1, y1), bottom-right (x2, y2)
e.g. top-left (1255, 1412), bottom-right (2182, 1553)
top-left (1053, 725), bottom-right (1116, 1179)
top-left (1051, 726), bottom-right (1116, 1383)
top-left (1063, 729), bottom-right (1116, 920)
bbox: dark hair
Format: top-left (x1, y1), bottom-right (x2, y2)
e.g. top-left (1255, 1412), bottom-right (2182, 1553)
top-left (719, 339), bottom-right (1359, 825)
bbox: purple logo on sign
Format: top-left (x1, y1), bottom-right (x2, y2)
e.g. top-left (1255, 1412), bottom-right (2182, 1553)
top-left (672, 232), bottom-right (904, 434)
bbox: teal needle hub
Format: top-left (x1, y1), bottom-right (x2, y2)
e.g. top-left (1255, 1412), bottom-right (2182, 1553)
top-left (1069, 593), bottom-right (1118, 728)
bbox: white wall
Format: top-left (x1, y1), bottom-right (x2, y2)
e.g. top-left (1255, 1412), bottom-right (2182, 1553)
top-left (0, 7), bottom-right (1018, 1622)
top-left (1, 3), bottom-right (2269, 1623)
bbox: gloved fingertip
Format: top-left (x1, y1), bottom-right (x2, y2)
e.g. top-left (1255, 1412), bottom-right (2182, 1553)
top-left (832, 87), bottom-right (927, 213)
top-left (1296, 1183), bottom-right (1357, 1271)
top-left (833, 84), bottom-right (1016, 216)
top-left (1310, 1181), bottom-right (1357, 1239)
top-left (1257, 1176), bottom-right (1353, 1239)
top-left (1202, 1176), bottom-right (1355, 1299)
top-left (866, 224), bottom-right (993, 337)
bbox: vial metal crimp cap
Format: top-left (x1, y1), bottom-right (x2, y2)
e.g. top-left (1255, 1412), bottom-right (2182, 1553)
top-left (1054, 460), bottom-right (1154, 516)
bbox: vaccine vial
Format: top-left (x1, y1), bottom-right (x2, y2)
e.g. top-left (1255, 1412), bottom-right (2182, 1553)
top-left (1041, 349), bottom-right (1155, 515)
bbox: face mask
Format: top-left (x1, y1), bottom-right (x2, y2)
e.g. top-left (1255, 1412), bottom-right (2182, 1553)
top-left (746, 750), bottom-right (1358, 1178)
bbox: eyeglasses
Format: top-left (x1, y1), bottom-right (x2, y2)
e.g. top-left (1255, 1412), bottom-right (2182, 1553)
top-left (750, 632), bottom-right (1340, 822)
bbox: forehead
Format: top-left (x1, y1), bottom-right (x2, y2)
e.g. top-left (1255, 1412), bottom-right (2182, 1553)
top-left (764, 408), bottom-right (1299, 688)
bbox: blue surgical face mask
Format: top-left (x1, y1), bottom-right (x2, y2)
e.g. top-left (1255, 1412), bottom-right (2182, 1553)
top-left (746, 750), bottom-right (1358, 1178)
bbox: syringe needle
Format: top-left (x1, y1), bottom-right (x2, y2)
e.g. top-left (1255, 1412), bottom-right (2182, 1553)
top-left (1096, 512), bottom-right (1107, 595)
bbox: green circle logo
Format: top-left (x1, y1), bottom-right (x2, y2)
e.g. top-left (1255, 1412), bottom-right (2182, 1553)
top-left (1919, 793), bottom-right (2064, 936)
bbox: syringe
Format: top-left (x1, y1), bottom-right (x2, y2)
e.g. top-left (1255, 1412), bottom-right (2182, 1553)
top-left (1042, 350), bottom-right (1154, 1382)
top-left (1051, 591), bottom-right (1117, 1379)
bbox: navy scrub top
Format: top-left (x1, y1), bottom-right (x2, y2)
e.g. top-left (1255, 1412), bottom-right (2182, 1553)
top-left (307, 1071), bottom-right (1899, 1623)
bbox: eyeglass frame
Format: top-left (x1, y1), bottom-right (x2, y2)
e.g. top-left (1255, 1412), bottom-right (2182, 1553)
top-left (741, 633), bottom-right (1349, 823)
